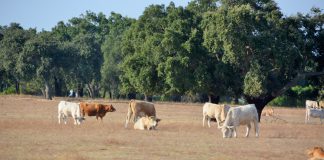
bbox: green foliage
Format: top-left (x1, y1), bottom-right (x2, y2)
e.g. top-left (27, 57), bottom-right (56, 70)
top-left (0, 1), bottom-right (323, 104)
top-left (1, 86), bottom-right (16, 94)
top-left (268, 96), bottom-right (297, 107)
top-left (243, 63), bottom-right (267, 97)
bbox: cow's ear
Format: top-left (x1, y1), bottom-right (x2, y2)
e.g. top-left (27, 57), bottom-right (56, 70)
top-left (156, 118), bottom-right (161, 122)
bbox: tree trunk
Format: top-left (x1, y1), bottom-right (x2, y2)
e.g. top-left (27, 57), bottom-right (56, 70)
top-left (54, 77), bottom-right (62, 97)
top-left (245, 95), bottom-right (275, 122)
top-left (77, 84), bottom-right (83, 97)
top-left (87, 84), bottom-right (94, 98)
top-left (15, 81), bottom-right (20, 94)
top-left (208, 94), bottom-right (220, 104)
top-left (246, 71), bottom-right (324, 122)
top-left (144, 94), bottom-right (153, 102)
top-left (44, 81), bottom-right (52, 100)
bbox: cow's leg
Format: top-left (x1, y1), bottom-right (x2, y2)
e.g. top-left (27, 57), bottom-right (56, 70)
top-left (233, 128), bottom-right (237, 138)
top-left (133, 112), bottom-right (138, 123)
top-left (216, 117), bottom-right (221, 129)
top-left (245, 123), bottom-right (251, 137)
top-left (58, 113), bottom-right (61, 124)
top-left (254, 120), bottom-right (259, 137)
top-left (207, 117), bottom-right (211, 128)
top-left (202, 114), bottom-right (206, 127)
top-left (125, 108), bottom-right (132, 128)
top-left (305, 109), bottom-right (308, 124)
top-left (72, 115), bottom-right (77, 125)
top-left (63, 115), bottom-right (67, 124)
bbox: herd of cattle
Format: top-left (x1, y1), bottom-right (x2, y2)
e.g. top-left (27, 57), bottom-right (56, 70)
top-left (57, 99), bottom-right (324, 138)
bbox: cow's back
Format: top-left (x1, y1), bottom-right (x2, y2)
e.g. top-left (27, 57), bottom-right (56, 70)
top-left (225, 104), bottom-right (258, 126)
top-left (133, 100), bottom-right (156, 117)
top-left (203, 103), bottom-right (216, 117)
top-left (80, 102), bottom-right (98, 116)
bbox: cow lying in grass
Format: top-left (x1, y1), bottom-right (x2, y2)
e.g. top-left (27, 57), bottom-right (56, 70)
top-left (261, 107), bottom-right (274, 117)
top-left (307, 146), bottom-right (324, 160)
top-left (125, 100), bottom-right (156, 128)
top-left (134, 116), bottom-right (161, 130)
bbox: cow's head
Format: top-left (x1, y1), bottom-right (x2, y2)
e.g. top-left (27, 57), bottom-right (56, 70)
top-left (105, 104), bottom-right (116, 112)
top-left (220, 125), bottom-right (234, 138)
top-left (146, 116), bottom-right (161, 130)
top-left (76, 117), bottom-right (85, 124)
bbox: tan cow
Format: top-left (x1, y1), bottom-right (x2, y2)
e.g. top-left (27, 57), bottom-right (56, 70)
top-left (307, 146), bottom-right (324, 160)
top-left (134, 116), bottom-right (161, 130)
top-left (80, 102), bottom-right (116, 121)
top-left (202, 103), bottom-right (230, 128)
top-left (261, 107), bottom-right (274, 117)
top-left (306, 100), bottom-right (319, 109)
top-left (319, 101), bottom-right (324, 109)
top-left (125, 100), bottom-right (156, 128)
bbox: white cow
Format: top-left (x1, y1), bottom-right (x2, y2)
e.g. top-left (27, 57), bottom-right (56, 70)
top-left (58, 101), bottom-right (84, 125)
top-left (202, 103), bottom-right (230, 128)
top-left (306, 100), bottom-right (319, 109)
top-left (220, 104), bottom-right (259, 138)
top-left (305, 107), bottom-right (324, 124)
top-left (134, 116), bottom-right (161, 130)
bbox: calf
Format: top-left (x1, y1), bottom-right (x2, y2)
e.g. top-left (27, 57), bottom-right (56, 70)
top-left (134, 116), bottom-right (161, 130)
top-left (220, 104), bottom-right (259, 138)
top-left (58, 101), bottom-right (84, 125)
top-left (202, 103), bottom-right (230, 128)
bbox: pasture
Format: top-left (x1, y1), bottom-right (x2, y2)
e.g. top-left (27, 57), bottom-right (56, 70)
top-left (0, 95), bottom-right (323, 160)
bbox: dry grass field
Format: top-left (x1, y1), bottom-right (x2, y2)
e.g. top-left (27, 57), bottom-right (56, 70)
top-left (0, 95), bottom-right (323, 160)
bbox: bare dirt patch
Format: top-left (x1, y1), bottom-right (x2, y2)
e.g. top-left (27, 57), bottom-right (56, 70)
top-left (0, 95), bottom-right (323, 160)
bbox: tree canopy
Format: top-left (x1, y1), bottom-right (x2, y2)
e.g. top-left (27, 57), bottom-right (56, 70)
top-left (0, 0), bottom-right (323, 120)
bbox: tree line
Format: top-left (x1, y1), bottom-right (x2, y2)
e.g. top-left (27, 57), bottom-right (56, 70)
top-left (0, 0), bottom-right (323, 119)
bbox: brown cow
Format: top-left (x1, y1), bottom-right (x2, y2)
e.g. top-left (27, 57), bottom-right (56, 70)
top-left (307, 146), bottom-right (324, 160)
top-left (125, 100), bottom-right (156, 128)
top-left (80, 102), bottom-right (116, 121)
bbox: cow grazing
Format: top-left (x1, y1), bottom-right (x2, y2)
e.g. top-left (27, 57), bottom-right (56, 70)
top-left (307, 146), bottom-right (324, 160)
top-left (134, 116), bottom-right (161, 130)
top-left (305, 107), bottom-right (324, 124)
top-left (202, 103), bottom-right (230, 128)
top-left (125, 100), bottom-right (156, 128)
top-left (58, 101), bottom-right (84, 125)
top-left (80, 102), bottom-right (116, 121)
top-left (306, 100), bottom-right (319, 109)
top-left (261, 107), bottom-right (274, 117)
top-left (220, 104), bottom-right (259, 138)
